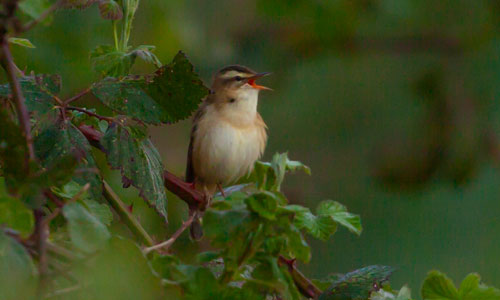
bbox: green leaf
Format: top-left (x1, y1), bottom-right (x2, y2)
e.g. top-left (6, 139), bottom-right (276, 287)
top-left (35, 121), bottom-right (103, 200)
top-left (396, 285), bottom-right (413, 300)
top-left (245, 191), bottom-right (278, 220)
top-left (421, 270), bottom-right (459, 300)
top-left (284, 224), bottom-right (311, 263)
top-left (84, 199), bottom-right (113, 226)
top-left (319, 265), bottom-right (395, 300)
top-left (0, 74), bottom-right (61, 118)
top-left (131, 45), bottom-right (162, 68)
top-left (8, 38), bottom-right (35, 48)
top-left (98, 0), bottom-right (123, 20)
top-left (92, 51), bottom-right (209, 124)
top-left (63, 202), bottom-right (110, 253)
top-left (0, 179), bottom-right (34, 238)
top-left (293, 207), bottom-right (337, 241)
top-left (204, 207), bottom-right (255, 245)
top-left (317, 200), bottom-right (362, 235)
top-left (101, 123), bottom-right (167, 220)
top-left (90, 45), bottom-right (135, 77)
top-left (0, 231), bottom-right (37, 300)
top-left (458, 273), bottom-right (500, 300)
top-left (73, 237), bottom-right (166, 299)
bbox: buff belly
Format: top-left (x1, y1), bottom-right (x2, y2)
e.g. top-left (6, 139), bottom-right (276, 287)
top-left (193, 121), bottom-right (262, 186)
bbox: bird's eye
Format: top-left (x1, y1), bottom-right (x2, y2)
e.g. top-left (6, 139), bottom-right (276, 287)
top-left (235, 76), bottom-right (242, 81)
top-left (229, 98), bottom-right (236, 103)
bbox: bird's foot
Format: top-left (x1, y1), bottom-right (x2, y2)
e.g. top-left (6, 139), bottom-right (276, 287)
top-left (217, 183), bottom-right (226, 198)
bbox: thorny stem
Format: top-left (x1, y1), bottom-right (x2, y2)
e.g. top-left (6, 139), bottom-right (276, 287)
top-left (143, 211), bottom-right (197, 254)
top-left (102, 181), bottom-right (155, 247)
top-left (66, 106), bottom-right (114, 122)
top-left (20, 0), bottom-right (64, 33)
top-left (278, 256), bottom-right (322, 299)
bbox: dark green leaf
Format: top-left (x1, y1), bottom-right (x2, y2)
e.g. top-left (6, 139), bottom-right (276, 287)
top-left (84, 199), bottom-right (113, 226)
top-left (101, 123), bottom-right (167, 220)
top-left (98, 0), bottom-right (123, 20)
top-left (245, 191), bottom-right (278, 220)
top-left (0, 74), bottom-right (61, 118)
top-left (35, 121), bottom-right (103, 200)
top-left (0, 179), bottom-right (34, 238)
top-left (92, 51), bottom-right (209, 124)
top-left (0, 231), bottom-right (37, 300)
top-left (0, 109), bottom-right (27, 187)
top-left (284, 225), bottom-right (311, 263)
top-left (421, 270), bottom-right (459, 300)
top-left (319, 265), bottom-right (395, 300)
top-left (8, 38), bottom-right (35, 48)
top-left (90, 45), bottom-right (135, 77)
top-left (63, 202), bottom-right (110, 253)
top-left (204, 207), bottom-right (254, 245)
top-left (317, 200), bottom-right (362, 235)
top-left (19, 0), bottom-right (52, 20)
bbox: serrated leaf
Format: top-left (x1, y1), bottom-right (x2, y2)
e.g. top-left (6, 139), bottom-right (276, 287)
top-left (101, 123), bottom-right (167, 220)
top-left (458, 273), bottom-right (500, 300)
top-left (0, 231), bottom-right (37, 300)
top-left (92, 51), bottom-right (209, 124)
top-left (204, 207), bottom-right (254, 245)
top-left (98, 0), bottom-right (123, 20)
top-left (131, 45), bottom-right (162, 68)
top-left (293, 207), bottom-right (337, 241)
top-left (317, 200), bottom-right (362, 235)
top-left (0, 74), bottom-right (61, 118)
top-left (320, 265), bottom-right (395, 300)
top-left (63, 202), bottom-right (110, 253)
top-left (8, 38), bottom-right (35, 48)
top-left (0, 179), bottom-right (34, 238)
top-left (421, 270), bottom-right (459, 300)
top-left (90, 45), bottom-right (135, 77)
top-left (35, 121), bottom-right (103, 200)
top-left (245, 191), bottom-right (278, 220)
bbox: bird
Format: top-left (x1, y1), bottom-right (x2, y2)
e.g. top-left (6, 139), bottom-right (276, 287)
top-left (186, 65), bottom-right (271, 239)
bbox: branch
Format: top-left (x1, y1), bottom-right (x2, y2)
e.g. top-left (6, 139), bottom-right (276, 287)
top-left (76, 124), bottom-right (205, 208)
top-left (20, 0), bottom-right (64, 33)
top-left (278, 256), bottom-right (322, 299)
top-left (0, 37), bottom-right (35, 163)
top-left (102, 181), bottom-right (155, 247)
top-left (66, 106), bottom-right (114, 122)
top-left (64, 88), bottom-right (90, 105)
top-left (143, 211), bottom-right (197, 254)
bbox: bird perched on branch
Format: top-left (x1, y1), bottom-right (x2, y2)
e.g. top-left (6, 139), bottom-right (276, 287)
top-left (186, 65), bottom-right (271, 239)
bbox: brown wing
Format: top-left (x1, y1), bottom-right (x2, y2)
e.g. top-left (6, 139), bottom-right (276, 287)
top-left (185, 101), bottom-right (209, 183)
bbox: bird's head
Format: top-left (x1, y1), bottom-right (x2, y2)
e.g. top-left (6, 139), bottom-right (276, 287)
top-left (210, 65), bottom-right (271, 106)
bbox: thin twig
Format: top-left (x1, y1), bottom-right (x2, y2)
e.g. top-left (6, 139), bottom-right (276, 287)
top-left (20, 0), bottom-right (64, 33)
top-left (34, 209), bottom-right (48, 299)
top-left (102, 181), bottom-right (155, 247)
top-left (66, 106), bottom-right (113, 122)
top-left (64, 88), bottom-right (90, 105)
top-left (143, 211), bottom-right (197, 254)
top-left (0, 37), bottom-right (35, 163)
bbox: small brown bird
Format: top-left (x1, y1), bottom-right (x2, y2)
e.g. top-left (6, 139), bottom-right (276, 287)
top-left (186, 65), bottom-right (271, 239)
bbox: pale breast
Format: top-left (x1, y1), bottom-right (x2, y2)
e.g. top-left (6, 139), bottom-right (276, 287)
top-left (193, 111), bottom-right (266, 185)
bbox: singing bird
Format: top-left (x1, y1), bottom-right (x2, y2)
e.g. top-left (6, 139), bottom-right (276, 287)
top-left (186, 65), bottom-right (271, 239)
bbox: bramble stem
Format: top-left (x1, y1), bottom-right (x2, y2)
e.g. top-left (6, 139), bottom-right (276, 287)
top-left (143, 211), bottom-right (197, 254)
top-left (278, 256), bottom-right (322, 298)
top-left (64, 88), bottom-right (90, 105)
top-left (102, 181), bottom-right (155, 247)
top-left (66, 106), bottom-right (113, 122)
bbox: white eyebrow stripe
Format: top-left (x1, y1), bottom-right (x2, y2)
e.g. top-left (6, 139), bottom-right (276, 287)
top-left (220, 70), bottom-right (242, 79)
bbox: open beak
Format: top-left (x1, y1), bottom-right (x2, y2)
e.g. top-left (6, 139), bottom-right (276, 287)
top-left (246, 72), bottom-right (272, 90)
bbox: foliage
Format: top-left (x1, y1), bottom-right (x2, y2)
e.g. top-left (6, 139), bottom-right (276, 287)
top-left (0, 0), bottom-right (498, 299)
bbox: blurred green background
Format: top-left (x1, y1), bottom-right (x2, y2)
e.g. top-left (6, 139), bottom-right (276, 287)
top-left (8, 0), bottom-right (500, 295)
